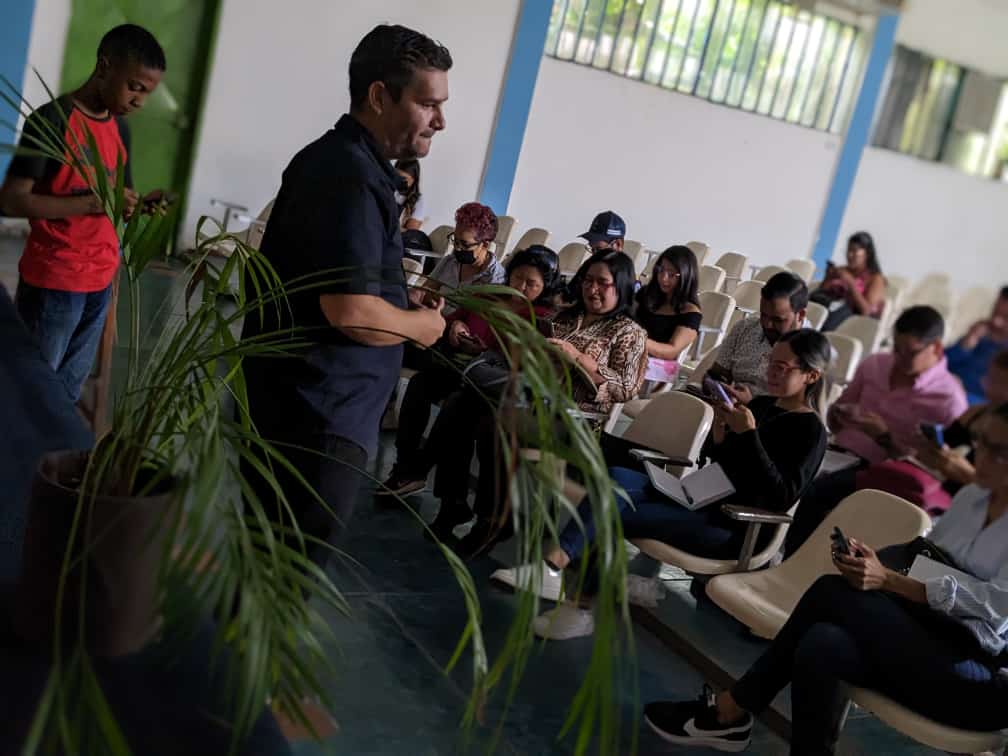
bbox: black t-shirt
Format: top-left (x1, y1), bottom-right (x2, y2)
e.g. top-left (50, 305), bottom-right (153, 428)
top-left (240, 114), bottom-right (407, 454)
top-left (633, 302), bottom-right (702, 343)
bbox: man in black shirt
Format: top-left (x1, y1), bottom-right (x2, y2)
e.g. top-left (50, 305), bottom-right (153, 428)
top-left (240, 25), bottom-right (451, 571)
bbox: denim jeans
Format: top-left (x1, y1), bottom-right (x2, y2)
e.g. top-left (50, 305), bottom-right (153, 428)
top-left (15, 280), bottom-right (113, 402)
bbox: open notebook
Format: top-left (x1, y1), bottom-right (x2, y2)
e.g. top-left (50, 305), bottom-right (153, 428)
top-left (819, 448), bottom-right (862, 476)
top-left (645, 461), bottom-right (736, 511)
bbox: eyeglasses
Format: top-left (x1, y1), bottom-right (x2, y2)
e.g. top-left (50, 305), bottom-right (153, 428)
top-left (768, 361), bottom-right (802, 375)
top-left (447, 232), bottom-right (482, 252)
top-left (582, 275), bottom-right (616, 292)
top-left (973, 433), bottom-right (1008, 463)
top-left (892, 342), bottom-right (933, 360)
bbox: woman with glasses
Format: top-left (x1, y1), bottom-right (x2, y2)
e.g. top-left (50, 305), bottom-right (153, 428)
top-left (492, 329), bottom-right (831, 638)
top-left (421, 202), bottom-right (505, 297)
top-left (634, 245), bottom-right (703, 386)
top-left (644, 401), bottom-right (1008, 754)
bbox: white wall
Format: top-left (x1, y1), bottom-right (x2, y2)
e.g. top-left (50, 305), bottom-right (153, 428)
top-left (22, 0), bottom-right (70, 113)
top-left (836, 147), bottom-right (1008, 287)
top-left (183, 0), bottom-right (520, 240)
top-left (509, 58), bottom-right (841, 267)
top-left (897, 0), bottom-right (1008, 77)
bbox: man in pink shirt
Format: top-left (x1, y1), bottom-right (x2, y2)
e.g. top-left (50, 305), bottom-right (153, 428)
top-left (785, 306), bottom-right (967, 554)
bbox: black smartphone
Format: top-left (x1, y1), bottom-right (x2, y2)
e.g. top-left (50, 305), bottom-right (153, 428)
top-left (830, 526), bottom-right (851, 557)
top-left (825, 260), bottom-right (836, 272)
top-left (919, 423), bottom-right (945, 447)
top-left (702, 375), bottom-right (733, 406)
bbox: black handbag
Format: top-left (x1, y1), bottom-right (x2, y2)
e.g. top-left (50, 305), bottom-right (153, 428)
top-left (878, 536), bottom-right (958, 576)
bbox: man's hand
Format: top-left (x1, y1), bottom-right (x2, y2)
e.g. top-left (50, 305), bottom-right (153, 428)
top-left (412, 298), bottom-right (446, 348)
top-left (447, 319), bottom-right (470, 349)
top-left (123, 188), bottom-right (139, 219)
top-left (915, 443), bottom-right (976, 484)
top-left (833, 539), bottom-right (888, 591)
top-left (853, 410), bottom-right (888, 439)
top-left (408, 287), bottom-right (436, 308)
top-left (961, 320), bottom-right (991, 351)
top-left (724, 383), bottom-right (753, 406)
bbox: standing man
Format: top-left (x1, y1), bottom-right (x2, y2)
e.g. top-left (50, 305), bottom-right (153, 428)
top-left (240, 25), bottom-right (451, 570)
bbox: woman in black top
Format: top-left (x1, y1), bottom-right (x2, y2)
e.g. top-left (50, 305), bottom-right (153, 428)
top-left (634, 245), bottom-right (703, 366)
top-left (490, 330), bottom-right (831, 637)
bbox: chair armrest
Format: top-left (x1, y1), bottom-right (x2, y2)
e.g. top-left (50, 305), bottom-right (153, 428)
top-left (721, 504), bottom-right (793, 525)
top-left (566, 408), bottom-right (608, 423)
top-left (697, 325), bottom-right (722, 335)
top-left (628, 449), bottom-right (695, 468)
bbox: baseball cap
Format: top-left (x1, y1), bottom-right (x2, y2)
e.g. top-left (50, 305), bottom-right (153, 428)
top-left (580, 211), bottom-right (626, 244)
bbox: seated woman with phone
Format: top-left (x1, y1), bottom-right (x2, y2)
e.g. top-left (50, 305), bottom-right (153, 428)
top-left (811, 231), bottom-right (886, 332)
top-left (643, 402), bottom-right (1008, 754)
top-left (489, 329), bottom-right (831, 640)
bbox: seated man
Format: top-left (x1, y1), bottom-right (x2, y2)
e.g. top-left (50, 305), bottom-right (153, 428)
top-left (703, 272), bottom-right (808, 404)
top-left (784, 305), bottom-right (968, 555)
top-left (946, 285), bottom-right (1008, 405)
top-left (559, 211), bottom-right (627, 305)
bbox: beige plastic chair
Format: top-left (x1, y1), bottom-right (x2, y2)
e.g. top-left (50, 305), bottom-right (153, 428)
top-left (558, 242), bottom-right (589, 277)
top-left (682, 344), bottom-right (722, 387)
top-left (786, 258), bottom-right (817, 283)
top-left (752, 265), bottom-right (790, 284)
top-left (696, 291), bottom-right (735, 355)
top-left (508, 227), bottom-right (550, 258)
top-left (494, 215), bottom-right (517, 258)
top-left (714, 252), bottom-right (748, 293)
top-left (732, 280), bottom-right (763, 315)
top-left (842, 686), bottom-right (1008, 755)
top-left (805, 301), bottom-right (828, 331)
top-left (620, 391), bottom-right (714, 475)
top-left (698, 265), bottom-right (727, 294)
top-left (685, 241), bottom-right (710, 267)
top-left (623, 240), bottom-right (648, 276)
top-left (948, 286), bottom-right (998, 343)
top-left (825, 332), bottom-right (863, 386)
top-left (427, 224), bottom-right (453, 256)
top-left (402, 257), bottom-right (423, 287)
top-left (835, 315), bottom-right (884, 358)
top-left (705, 490), bottom-right (930, 639)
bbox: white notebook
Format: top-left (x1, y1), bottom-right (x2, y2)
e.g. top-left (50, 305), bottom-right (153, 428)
top-left (818, 449), bottom-right (862, 476)
top-left (645, 461), bottom-right (736, 511)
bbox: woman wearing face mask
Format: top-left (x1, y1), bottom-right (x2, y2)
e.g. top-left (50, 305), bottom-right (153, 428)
top-left (492, 329), bottom-right (831, 639)
top-left (394, 158), bottom-right (425, 231)
top-left (379, 246), bottom-right (560, 507)
top-left (645, 401), bottom-right (1008, 755)
top-left (420, 202), bottom-right (506, 301)
top-left (813, 231), bottom-right (886, 332)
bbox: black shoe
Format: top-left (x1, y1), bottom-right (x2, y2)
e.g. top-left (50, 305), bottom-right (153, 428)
top-left (452, 518), bottom-right (514, 560)
top-left (375, 464), bottom-right (426, 499)
top-left (424, 500), bottom-right (472, 543)
top-left (644, 685), bottom-right (753, 752)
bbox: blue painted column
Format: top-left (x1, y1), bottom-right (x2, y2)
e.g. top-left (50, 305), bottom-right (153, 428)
top-left (0, 0), bottom-right (37, 177)
top-left (811, 11), bottom-right (899, 273)
top-left (479, 0), bottom-right (553, 214)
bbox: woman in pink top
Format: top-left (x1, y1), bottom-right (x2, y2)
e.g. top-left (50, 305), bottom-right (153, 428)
top-left (815, 231), bottom-right (887, 331)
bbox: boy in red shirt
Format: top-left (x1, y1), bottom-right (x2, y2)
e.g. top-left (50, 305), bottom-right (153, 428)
top-left (0, 24), bottom-right (165, 400)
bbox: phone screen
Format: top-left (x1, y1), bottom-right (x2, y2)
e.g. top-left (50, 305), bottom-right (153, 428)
top-left (831, 526), bottom-right (850, 556)
top-left (702, 376), bottom-right (732, 406)
top-left (920, 423), bottom-right (945, 447)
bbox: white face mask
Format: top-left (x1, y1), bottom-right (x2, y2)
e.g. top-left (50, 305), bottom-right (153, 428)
top-left (394, 191), bottom-right (406, 206)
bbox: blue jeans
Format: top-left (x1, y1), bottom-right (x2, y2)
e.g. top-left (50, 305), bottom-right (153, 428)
top-left (15, 280), bottom-right (113, 401)
top-left (732, 575), bottom-right (1008, 755)
top-left (557, 467), bottom-right (747, 562)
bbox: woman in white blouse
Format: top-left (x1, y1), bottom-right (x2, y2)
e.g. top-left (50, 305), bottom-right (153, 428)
top-left (642, 402), bottom-right (1008, 754)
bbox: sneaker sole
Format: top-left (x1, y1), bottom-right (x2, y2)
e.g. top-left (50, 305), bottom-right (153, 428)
top-left (489, 572), bottom-right (562, 603)
top-left (374, 480), bottom-right (427, 497)
top-left (644, 715), bottom-right (751, 752)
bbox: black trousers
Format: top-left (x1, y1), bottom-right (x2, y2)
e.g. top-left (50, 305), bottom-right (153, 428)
top-left (395, 360), bottom-right (464, 477)
top-left (732, 575), bottom-right (1008, 755)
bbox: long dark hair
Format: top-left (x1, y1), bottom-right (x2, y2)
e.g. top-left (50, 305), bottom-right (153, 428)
top-left (637, 245), bottom-right (700, 313)
top-left (564, 250), bottom-right (637, 321)
top-left (848, 231), bottom-right (881, 275)
top-left (506, 245), bottom-right (560, 305)
top-left (395, 158), bottom-right (421, 220)
top-left (776, 330), bottom-right (832, 421)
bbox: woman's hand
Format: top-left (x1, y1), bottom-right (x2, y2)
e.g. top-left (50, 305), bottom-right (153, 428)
top-left (547, 338), bottom-right (581, 362)
top-left (724, 383), bottom-right (752, 406)
top-left (715, 402), bottom-right (757, 434)
top-left (853, 410), bottom-right (888, 440)
top-left (833, 539), bottom-right (889, 591)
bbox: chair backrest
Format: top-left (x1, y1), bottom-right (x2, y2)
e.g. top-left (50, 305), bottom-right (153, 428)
top-left (245, 198), bottom-right (276, 249)
top-left (824, 332), bottom-right (863, 385)
top-left (805, 301), bottom-right (828, 331)
top-left (622, 240), bottom-right (648, 276)
top-left (494, 215), bottom-right (517, 256)
top-left (697, 292), bottom-right (735, 352)
top-left (786, 258), bottom-right (817, 282)
top-left (685, 241), bottom-right (710, 267)
top-left (402, 257), bottom-right (423, 287)
top-left (687, 345), bottom-right (722, 386)
top-left (621, 391), bottom-right (714, 468)
top-left (427, 224), bottom-right (453, 256)
top-left (558, 242), bottom-right (589, 277)
top-left (509, 227), bottom-right (550, 257)
top-left (698, 265), bottom-right (727, 294)
top-left (753, 265), bottom-right (790, 284)
top-left (948, 286), bottom-right (997, 343)
top-left (836, 315), bottom-right (884, 357)
top-left (714, 252), bottom-right (748, 291)
top-left (732, 280), bottom-right (764, 314)
top-left (907, 272), bottom-right (954, 313)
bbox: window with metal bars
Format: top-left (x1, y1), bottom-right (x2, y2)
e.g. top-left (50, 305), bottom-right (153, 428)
top-left (544, 0), bottom-right (866, 133)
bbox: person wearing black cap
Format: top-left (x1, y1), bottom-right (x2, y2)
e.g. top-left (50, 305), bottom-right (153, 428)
top-left (580, 210), bottom-right (627, 253)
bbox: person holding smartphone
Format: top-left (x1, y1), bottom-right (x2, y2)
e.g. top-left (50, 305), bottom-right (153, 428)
top-left (643, 403), bottom-right (1008, 754)
top-left (810, 231), bottom-right (886, 332)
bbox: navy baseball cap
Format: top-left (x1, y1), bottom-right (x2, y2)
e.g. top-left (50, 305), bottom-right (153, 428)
top-left (580, 211), bottom-right (626, 244)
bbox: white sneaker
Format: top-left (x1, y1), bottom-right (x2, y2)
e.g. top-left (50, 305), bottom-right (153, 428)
top-left (626, 575), bottom-right (666, 608)
top-left (490, 562), bottom-right (563, 602)
top-left (532, 603), bottom-right (595, 640)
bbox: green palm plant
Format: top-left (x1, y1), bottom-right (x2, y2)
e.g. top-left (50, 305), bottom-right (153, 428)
top-left (2, 73), bottom-right (637, 756)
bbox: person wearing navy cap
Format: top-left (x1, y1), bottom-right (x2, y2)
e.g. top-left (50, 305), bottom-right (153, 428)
top-left (580, 210), bottom-right (626, 252)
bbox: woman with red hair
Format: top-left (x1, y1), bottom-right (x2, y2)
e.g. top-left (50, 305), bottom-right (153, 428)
top-left (424, 202), bottom-right (506, 294)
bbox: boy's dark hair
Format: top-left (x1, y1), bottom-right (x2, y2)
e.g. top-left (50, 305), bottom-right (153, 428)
top-left (349, 25), bottom-right (452, 110)
top-left (761, 271), bottom-right (809, 313)
top-left (895, 305), bottom-right (945, 342)
top-left (98, 24), bottom-right (166, 71)
top-left (999, 285), bottom-right (1008, 300)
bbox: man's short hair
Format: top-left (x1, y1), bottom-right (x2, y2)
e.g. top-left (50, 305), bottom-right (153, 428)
top-left (761, 272), bottom-right (809, 313)
top-left (999, 285), bottom-right (1008, 300)
top-left (895, 305), bottom-right (945, 342)
top-left (349, 25), bottom-right (452, 110)
top-left (98, 24), bottom-right (166, 71)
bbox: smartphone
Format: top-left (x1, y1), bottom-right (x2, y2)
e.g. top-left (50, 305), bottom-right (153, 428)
top-left (702, 375), bottom-right (733, 406)
top-left (830, 526), bottom-right (851, 557)
top-left (920, 423), bottom-right (945, 448)
top-left (537, 318), bottom-right (556, 339)
top-left (825, 260), bottom-right (836, 273)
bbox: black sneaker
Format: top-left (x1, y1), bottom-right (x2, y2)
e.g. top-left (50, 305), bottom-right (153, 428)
top-left (424, 500), bottom-right (472, 543)
top-left (644, 685), bottom-right (753, 752)
top-left (375, 465), bottom-right (426, 498)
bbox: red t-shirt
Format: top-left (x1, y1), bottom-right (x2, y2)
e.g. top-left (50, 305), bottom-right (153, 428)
top-left (7, 95), bottom-right (130, 293)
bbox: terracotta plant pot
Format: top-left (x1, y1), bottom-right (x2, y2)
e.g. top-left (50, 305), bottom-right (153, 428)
top-left (14, 450), bottom-right (178, 657)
